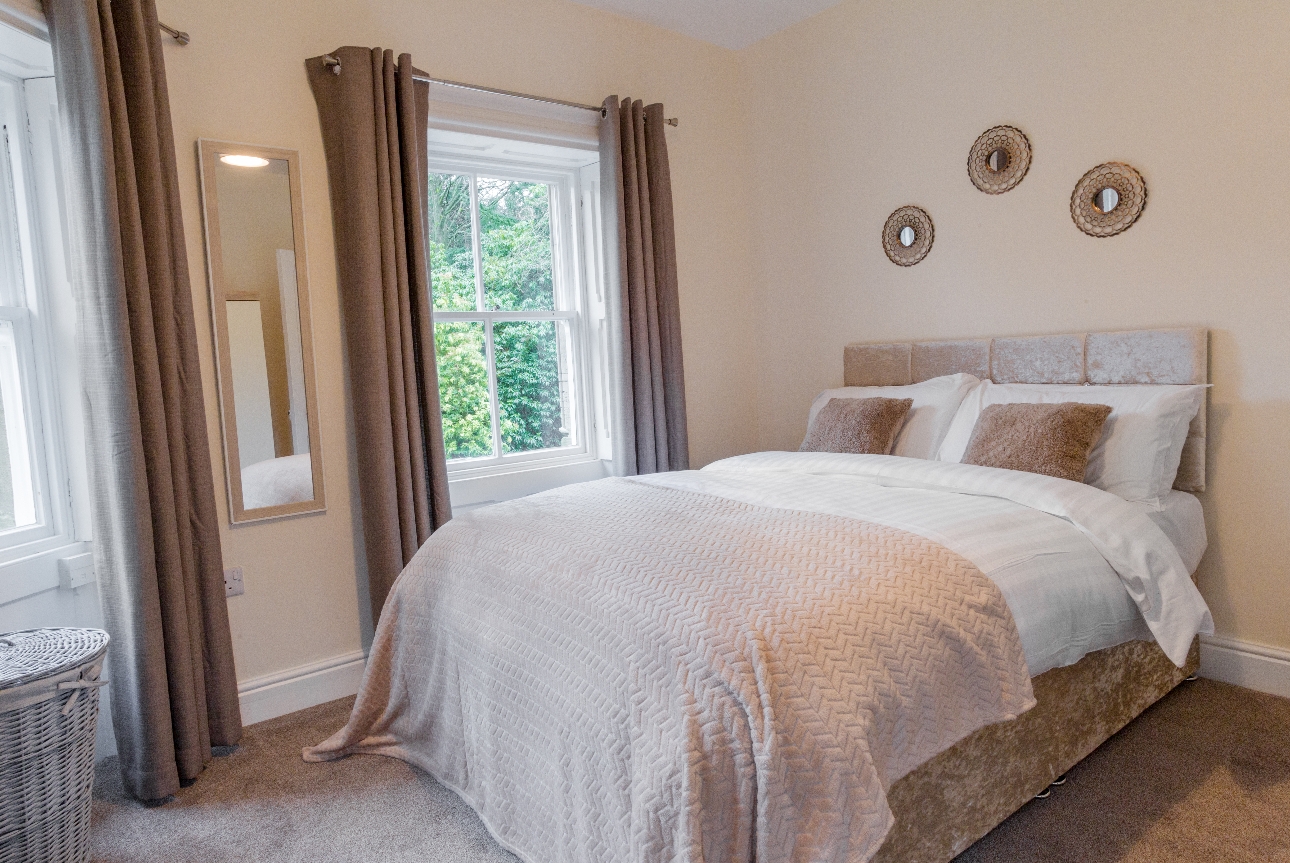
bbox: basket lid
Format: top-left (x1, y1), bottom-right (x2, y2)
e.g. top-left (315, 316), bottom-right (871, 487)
top-left (0, 628), bottom-right (110, 689)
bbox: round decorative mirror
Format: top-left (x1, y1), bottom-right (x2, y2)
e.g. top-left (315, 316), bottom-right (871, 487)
top-left (1093, 187), bottom-right (1119, 213)
top-left (883, 206), bottom-right (934, 266)
top-left (968, 126), bottom-right (1031, 193)
top-left (1071, 162), bottom-right (1146, 237)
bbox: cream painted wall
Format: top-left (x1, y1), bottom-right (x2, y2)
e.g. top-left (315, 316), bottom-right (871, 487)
top-left (157, 0), bottom-right (757, 682)
top-left (153, 0), bottom-right (1289, 695)
top-left (740, 0), bottom-right (1290, 651)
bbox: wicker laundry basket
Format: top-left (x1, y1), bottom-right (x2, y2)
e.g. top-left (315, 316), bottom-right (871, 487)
top-left (0, 628), bottom-right (109, 863)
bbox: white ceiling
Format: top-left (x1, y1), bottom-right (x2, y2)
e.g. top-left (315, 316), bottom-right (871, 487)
top-left (568, 0), bottom-right (847, 50)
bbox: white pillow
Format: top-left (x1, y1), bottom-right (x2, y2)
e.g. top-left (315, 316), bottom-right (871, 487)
top-left (937, 381), bottom-right (1206, 506)
top-left (807, 373), bottom-right (981, 460)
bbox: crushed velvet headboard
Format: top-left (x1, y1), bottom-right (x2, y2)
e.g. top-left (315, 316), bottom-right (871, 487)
top-left (842, 328), bottom-right (1209, 492)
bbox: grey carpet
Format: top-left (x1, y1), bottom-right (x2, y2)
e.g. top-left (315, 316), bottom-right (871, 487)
top-left (91, 678), bottom-right (1290, 862)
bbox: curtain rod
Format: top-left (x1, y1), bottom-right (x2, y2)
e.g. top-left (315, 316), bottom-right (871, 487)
top-left (159, 22), bottom-right (189, 45)
top-left (320, 54), bottom-right (678, 127)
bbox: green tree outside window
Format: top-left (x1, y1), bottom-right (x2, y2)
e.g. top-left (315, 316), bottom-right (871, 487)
top-left (429, 173), bottom-right (569, 460)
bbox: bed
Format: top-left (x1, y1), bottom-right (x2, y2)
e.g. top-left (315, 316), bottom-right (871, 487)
top-left (305, 326), bottom-right (1212, 863)
top-left (848, 327), bottom-right (1210, 862)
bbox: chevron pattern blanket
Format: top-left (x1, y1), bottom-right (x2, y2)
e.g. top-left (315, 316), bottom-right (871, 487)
top-left (304, 478), bottom-right (1035, 862)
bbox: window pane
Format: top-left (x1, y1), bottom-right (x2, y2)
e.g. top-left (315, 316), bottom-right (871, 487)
top-left (434, 321), bottom-right (493, 460)
top-left (0, 320), bottom-right (36, 529)
top-left (429, 173), bottom-right (477, 311)
top-left (494, 319), bottom-right (573, 454)
top-left (478, 179), bottom-right (554, 311)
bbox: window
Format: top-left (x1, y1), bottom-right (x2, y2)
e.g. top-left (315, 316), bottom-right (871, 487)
top-left (0, 71), bottom-right (76, 566)
top-left (428, 144), bottom-right (605, 483)
top-left (0, 26), bottom-right (90, 607)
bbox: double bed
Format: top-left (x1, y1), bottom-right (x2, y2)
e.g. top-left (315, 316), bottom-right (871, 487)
top-left (306, 327), bottom-right (1212, 863)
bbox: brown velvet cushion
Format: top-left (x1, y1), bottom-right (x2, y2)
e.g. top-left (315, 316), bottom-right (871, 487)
top-left (962, 402), bottom-right (1113, 482)
top-left (800, 397), bottom-right (914, 455)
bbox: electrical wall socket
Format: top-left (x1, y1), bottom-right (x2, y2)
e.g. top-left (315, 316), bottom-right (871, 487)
top-left (224, 566), bottom-right (244, 598)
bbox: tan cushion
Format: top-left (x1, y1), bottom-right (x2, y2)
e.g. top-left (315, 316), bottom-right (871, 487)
top-left (800, 397), bottom-right (914, 455)
top-left (962, 402), bottom-right (1112, 482)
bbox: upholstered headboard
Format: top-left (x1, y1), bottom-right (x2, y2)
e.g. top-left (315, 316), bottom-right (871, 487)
top-left (842, 328), bottom-right (1209, 492)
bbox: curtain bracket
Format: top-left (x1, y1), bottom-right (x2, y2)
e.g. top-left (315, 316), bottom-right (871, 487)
top-left (323, 54), bottom-right (342, 75)
top-left (159, 22), bottom-right (189, 45)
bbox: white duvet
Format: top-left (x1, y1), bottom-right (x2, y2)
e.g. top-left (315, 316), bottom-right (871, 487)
top-left (638, 452), bottom-right (1213, 670)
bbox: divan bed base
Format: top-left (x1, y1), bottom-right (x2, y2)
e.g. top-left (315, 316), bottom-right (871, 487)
top-left (873, 637), bottom-right (1199, 863)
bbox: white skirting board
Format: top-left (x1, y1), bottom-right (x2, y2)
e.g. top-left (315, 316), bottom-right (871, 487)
top-left (1200, 635), bottom-right (1290, 700)
top-left (237, 650), bottom-right (368, 726)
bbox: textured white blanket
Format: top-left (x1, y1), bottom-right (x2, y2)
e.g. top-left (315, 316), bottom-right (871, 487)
top-left (305, 477), bottom-right (1035, 862)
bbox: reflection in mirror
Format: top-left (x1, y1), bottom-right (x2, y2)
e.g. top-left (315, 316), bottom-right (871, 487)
top-left (200, 141), bottom-right (323, 522)
top-left (1094, 187), bottom-right (1119, 214)
top-left (987, 148), bottom-right (1008, 173)
top-left (899, 225), bottom-right (916, 247)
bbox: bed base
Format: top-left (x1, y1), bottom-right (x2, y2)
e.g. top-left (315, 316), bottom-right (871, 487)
top-left (873, 637), bottom-right (1199, 863)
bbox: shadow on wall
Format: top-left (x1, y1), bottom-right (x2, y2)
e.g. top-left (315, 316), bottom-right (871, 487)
top-left (1194, 394), bottom-right (1290, 644)
top-left (334, 312), bottom-right (374, 652)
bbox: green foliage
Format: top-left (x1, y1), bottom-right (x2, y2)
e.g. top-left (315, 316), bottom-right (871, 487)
top-left (434, 321), bottom-right (492, 459)
top-left (430, 175), bottom-right (566, 459)
top-left (478, 179), bottom-right (553, 311)
top-left (428, 174), bottom-right (475, 311)
top-left (495, 321), bottom-right (566, 453)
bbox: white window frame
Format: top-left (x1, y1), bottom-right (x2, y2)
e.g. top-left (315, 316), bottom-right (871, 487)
top-left (0, 64), bottom-right (87, 601)
top-left (0, 307), bottom-right (53, 547)
top-left (427, 152), bottom-right (604, 482)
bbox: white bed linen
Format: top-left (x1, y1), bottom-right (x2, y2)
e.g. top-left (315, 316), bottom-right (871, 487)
top-left (1147, 490), bottom-right (1207, 574)
top-left (240, 453), bottom-right (313, 509)
top-left (638, 452), bottom-right (1212, 673)
top-left (936, 381), bottom-right (1206, 507)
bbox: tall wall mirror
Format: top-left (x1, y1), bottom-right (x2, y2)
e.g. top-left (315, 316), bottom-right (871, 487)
top-left (198, 140), bottom-right (324, 523)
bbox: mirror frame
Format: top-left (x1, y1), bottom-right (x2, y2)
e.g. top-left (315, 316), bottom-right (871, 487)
top-left (197, 139), bottom-right (325, 524)
top-left (882, 205), bottom-right (934, 266)
top-left (967, 125), bottom-right (1032, 194)
top-left (1070, 161), bottom-right (1146, 238)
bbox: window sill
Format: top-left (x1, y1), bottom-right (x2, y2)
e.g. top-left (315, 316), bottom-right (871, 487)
top-left (0, 539), bottom-right (92, 606)
top-left (448, 456), bottom-right (609, 510)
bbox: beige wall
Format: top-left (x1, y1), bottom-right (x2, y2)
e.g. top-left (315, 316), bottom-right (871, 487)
top-left (158, 0), bottom-right (757, 680)
top-left (157, 0), bottom-right (1289, 687)
top-left (741, 0), bottom-right (1290, 651)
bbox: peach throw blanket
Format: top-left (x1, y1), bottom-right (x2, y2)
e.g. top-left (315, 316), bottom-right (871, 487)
top-left (304, 478), bottom-right (1034, 862)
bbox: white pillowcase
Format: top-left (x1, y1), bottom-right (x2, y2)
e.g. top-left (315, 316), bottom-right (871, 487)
top-left (807, 373), bottom-right (980, 460)
top-left (937, 381), bottom-right (1206, 506)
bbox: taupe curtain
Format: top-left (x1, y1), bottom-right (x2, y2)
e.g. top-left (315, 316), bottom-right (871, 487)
top-left (599, 97), bottom-right (689, 476)
top-left (306, 47), bottom-right (451, 622)
top-left (45, 0), bottom-right (242, 801)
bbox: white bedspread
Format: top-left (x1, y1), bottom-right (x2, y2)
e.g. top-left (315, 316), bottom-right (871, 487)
top-left (639, 452), bottom-right (1212, 670)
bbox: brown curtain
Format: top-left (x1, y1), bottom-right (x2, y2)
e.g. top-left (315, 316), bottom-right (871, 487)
top-left (45, 0), bottom-right (242, 801)
top-left (599, 97), bottom-right (689, 476)
top-left (306, 47), bottom-right (451, 622)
